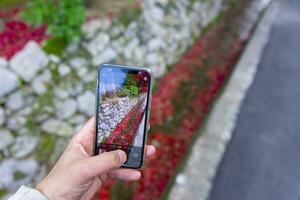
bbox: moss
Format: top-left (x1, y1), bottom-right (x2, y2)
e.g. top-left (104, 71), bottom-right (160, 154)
top-left (35, 134), bottom-right (56, 163)
top-left (25, 115), bottom-right (39, 134)
top-left (18, 78), bottom-right (27, 87)
top-left (0, 188), bottom-right (8, 198)
top-left (66, 47), bottom-right (91, 61)
top-left (49, 63), bottom-right (61, 83)
top-left (43, 37), bottom-right (68, 56)
top-left (85, 82), bottom-right (96, 91)
top-left (118, 7), bottom-right (142, 27)
top-left (13, 171), bottom-right (26, 180)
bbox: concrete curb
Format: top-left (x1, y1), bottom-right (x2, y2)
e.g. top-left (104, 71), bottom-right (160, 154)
top-left (168, 1), bottom-right (278, 199)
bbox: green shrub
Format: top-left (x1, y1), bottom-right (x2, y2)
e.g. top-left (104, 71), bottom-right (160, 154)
top-left (21, 0), bottom-right (85, 43)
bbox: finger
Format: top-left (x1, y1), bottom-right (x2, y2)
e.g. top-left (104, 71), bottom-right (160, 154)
top-left (109, 169), bottom-right (141, 181)
top-left (72, 116), bottom-right (96, 154)
top-left (145, 145), bottom-right (156, 157)
top-left (99, 173), bottom-right (108, 183)
top-left (78, 116), bottom-right (96, 138)
top-left (79, 150), bottom-right (127, 179)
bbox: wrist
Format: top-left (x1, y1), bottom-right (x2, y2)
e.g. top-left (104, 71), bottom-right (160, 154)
top-left (35, 181), bottom-right (54, 200)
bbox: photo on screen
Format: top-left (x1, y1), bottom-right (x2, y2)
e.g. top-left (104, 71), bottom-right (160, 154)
top-left (96, 67), bottom-right (150, 167)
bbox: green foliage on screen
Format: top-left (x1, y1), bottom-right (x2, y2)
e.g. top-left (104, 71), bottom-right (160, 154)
top-left (119, 75), bottom-right (139, 99)
top-left (119, 85), bottom-right (139, 99)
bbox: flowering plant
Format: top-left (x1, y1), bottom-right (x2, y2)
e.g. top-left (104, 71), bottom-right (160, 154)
top-left (0, 21), bottom-right (46, 59)
top-left (98, 1), bottom-right (257, 199)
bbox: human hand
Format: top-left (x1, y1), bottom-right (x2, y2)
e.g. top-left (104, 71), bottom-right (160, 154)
top-left (35, 117), bottom-right (156, 200)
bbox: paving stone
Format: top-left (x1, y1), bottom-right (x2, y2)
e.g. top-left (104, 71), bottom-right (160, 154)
top-left (0, 107), bottom-right (5, 126)
top-left (10, 136), bottom-right (38, 159)
top-left (58, 63), bottom-right (71, 76)
top-left (0, 130), bottom-right (14, 151)
top-left (0, 68), bottom-right (18, 97)
top-left (6, 91), bottom-right (25, 111)
top-left (92, 47), bottom-right (117, 65)
top-left (0, 159), bottom-right (39, 191)
top-left (55, 98), bottom-right (77, 119)
top-left (77, 91), bottom-right (95, 117)
top-left (31, 70), bottom-right (52, 95)
top-left (10, 41), bottom-right (49, 82)
top-left (0, 57), bottom-right (8, 68)
top-left (41, 119), bottom-right (74, 137)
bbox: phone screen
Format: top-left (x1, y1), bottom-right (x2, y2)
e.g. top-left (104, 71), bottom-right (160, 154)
top-left (95, 64), bottom-right (151, 168)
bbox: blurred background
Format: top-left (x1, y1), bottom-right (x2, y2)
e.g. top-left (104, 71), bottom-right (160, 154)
top-left (1, 0), bottom-right (299, 199)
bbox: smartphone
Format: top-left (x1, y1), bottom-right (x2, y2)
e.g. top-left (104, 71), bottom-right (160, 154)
top-left (94, 64), bottom-right (152, 169)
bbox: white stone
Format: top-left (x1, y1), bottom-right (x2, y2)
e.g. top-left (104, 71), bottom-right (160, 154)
top-left (41, 119), bottom-right (74, 137)
top-left (66, 42), bottom-right (79, 54)
top-left (83, 72), bottom-right (96, 83)
top-left (68, 83), bottom-right (83, 96)
top-left (48, 54), bottom-right (60, 63)
top-left (6, 91), bottom-right (25, 111)
top-left (0, 159), bottom-right (38, 191)
top-left (10, 41), bottom-right (49, 82)
top-left (145, 52), bottom-right (159, 65)
top-left (69, 114), bottom-right (86, 125)
top-left (0, 57), bottom-right (8, 68)
top-left (77, 67), bottom-right (88, 79)
top-left (0, 107), bottom-right (5, 126)
top-left (147, 38), bottom-right (166, 51)
top-left (126, 38), bottom-right (139, 51)
top-left (85, 33), bottom-right (110, 56)
top-left (69, 57), bottom-right (88, 70)
top-left (54, 87), bottom-right (69, 99)
top-left (74, 123), bottom-right (83, 133)
top-left (10, 136), bottom-right (38, 159)
top-left (55, 99), bottom-right (77, 119)
top-left (92, 48), bottom-right (117, 65)
top-left (18, 106), bottom-right (32, 116)
top-left (7, 115), bottom-right (26, 130)
top-left (77, 91), bottom-right (95, 116)
top-left (0, 130), bottom-right (14, 150)
top-left (58, 64), bottom-right (71, 76)
top-left (157, 0), bottom-right (168, 6)
top-left (31, 70), bottom-right (51, 95)
top-left (81, 19), bottom-right (103, 39)
top-left (110, 26), bottom-right (125, 38)
top-left (149, 6), bottom-right (165, 22)
top-left (175, 173), bottom-right (187, 185)
top-left (0, 68), bottom-right (18, 97)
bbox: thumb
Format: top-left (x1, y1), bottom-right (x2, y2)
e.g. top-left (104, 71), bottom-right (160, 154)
top-left (78, 150), bottom-right (127, 179)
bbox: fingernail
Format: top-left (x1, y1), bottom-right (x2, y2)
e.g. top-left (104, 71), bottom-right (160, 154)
top-left (117, 150), bottom-right (127, 163)
top-left (130, 171), bottom-right (141, 179)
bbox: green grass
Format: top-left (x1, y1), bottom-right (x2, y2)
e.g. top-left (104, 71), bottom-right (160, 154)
top-left (35, 135), bottom-right (55, 163)
top-left (43, 37), bottom-right (68, 56)
top-left (0, 188), bottom-right (8, 198)
top-left (117, 7), bottom-right (142, 27)
top-left (0, 0), bottom-right (26, 8)
top-left (13, 171), bottom-right (26, 180)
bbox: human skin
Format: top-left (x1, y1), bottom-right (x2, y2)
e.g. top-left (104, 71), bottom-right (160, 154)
top-left (35, 117), bottom-right (156, 200)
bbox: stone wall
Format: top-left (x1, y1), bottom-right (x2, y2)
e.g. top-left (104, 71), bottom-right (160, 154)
top-left (0, 0), bottom-right (229, 197)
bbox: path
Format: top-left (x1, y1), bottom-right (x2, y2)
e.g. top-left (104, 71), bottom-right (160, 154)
top-left (209, 0), bottom-right (300, 199)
